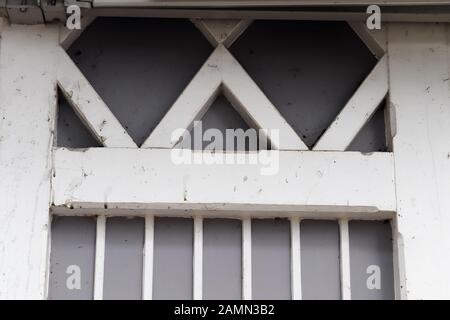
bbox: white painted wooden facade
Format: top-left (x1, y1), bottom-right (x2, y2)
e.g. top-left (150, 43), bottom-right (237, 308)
top-left (1, 5), bottom-right (450, 300)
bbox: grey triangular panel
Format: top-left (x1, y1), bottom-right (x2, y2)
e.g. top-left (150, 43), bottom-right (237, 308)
top-left (178, 94), bottom-right (264, 151)
top-left (347, 102), bottom-right (388, 152)
top-left (57, 89), bottom-right (101, 148)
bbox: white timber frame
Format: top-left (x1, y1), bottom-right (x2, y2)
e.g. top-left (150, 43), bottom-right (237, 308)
top-left (2, 9), bottom-right (450, 300)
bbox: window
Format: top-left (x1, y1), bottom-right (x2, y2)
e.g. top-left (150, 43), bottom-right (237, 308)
top-left (48, 215), bottom-right (395, 300)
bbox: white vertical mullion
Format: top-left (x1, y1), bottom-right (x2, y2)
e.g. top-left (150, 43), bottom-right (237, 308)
top-left (94, 215), bottom-right (106, 300)
top-left (290, 217), bottom-right (302, 300)
top-left (143, 215), bottom-right (154, 300)
top-left (339, 219), bottom-right (352, 300)
top-left (193, 216), bottom-right (203, 300)
top-left (242, 217), bottom-right (252, 300)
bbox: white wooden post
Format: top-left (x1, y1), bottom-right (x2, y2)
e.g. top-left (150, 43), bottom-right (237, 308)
top-left (339, 219), bottom-right (351, 300)
top-left (94, 215), bottom-right (106, 300)
top-left (388, 22), bottom-right (450, 299)
top-left (0, 24), bottom-right (59, 299)
top-left (193, 216), bottom-right (203, 300)
top-left (290, 217), bottom-right (302, 300)
top-left (242, 218), bottom-right (252, 300)
top-left (143, 215), bottom-right (155, 300)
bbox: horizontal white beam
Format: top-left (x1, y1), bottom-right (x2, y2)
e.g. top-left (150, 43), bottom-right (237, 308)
top-left (93, 1), bottom-right (450, 7)
top-left (52, 148), bottom-right (396, 213)
top-left (87, 8), bottom-right (450, 23)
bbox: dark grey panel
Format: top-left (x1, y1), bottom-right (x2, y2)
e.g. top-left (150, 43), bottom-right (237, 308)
top-left (300, 220), bottom-right (341, 300)
top-left (57, 89), bottom-right (101, 148)
top-left (48, 216), bottom-right (96, 300)
top-left (252, 219), bottom-right (291, 300)
top-left (182, 95), bottom-right (260, 151)
top-left (103, 217), bottom-right (145, 300)
top-left (65, 18), bottom-right (213, 147)
top-left (203, 219), bottom-right (242, 300)
top-left (349, 221), bottom-right (395, 300)
top-left (231, 20), bottom-right (377, 149)
top-left (347, 103), bottom-right (388, 152)
top-left (153, 218), bottom-right (193, 300)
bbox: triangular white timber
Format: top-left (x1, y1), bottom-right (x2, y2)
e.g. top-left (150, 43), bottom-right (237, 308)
top-left (142, 45), bottom-right (308, 151)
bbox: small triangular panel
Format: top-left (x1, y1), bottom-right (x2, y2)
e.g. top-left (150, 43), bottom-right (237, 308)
top-left (57, 89), bottom-right (101, 148)
top-left (347, 102), bottom-right (388, 152)
top-left (178, 94), bottom-right (265, 151)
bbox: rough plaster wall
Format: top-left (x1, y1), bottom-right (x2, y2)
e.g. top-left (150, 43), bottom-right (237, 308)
top-left (57, 18), bottom-right (387, 152)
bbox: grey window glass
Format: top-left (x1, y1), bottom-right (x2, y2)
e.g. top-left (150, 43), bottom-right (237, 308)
top-left (203, 219), bottom-right (242, 299)
top-left (252, 219), bottom-right (291, 299)
top-left (103, 217), bottom-right (145, 300)
top-left (349, 220), bottom-right (395, 300)
top-left (153, 218), bottom-right (193, 300)
top-left (48, 216), bottom-right (96, 300)
top-left (300, 220), bottom-right (341, 300)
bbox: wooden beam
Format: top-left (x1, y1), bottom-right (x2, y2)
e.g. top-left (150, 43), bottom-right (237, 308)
top-left (0, 25), bottom-right (58, 299)
top-left (221, 46), bottom-right (308, 150)
top-left (388, 22), bottom-right (450, 299)
top-left (89, 8), bottom-right (450, 23)
top-left (143, 215), bottom-right (154, 300)
top-left (242, 217), bottom-right (252, 300)
top-left (93, 0), bottom-right (450, 7)
top-left (313, 56), bottom-right (388, 151)
top-left (290, 217), bottom-right (302, 300)
top-left (57, 47), bottom-right (138, 148)
top-left (143, 45), bottom-right (307, 150)
top-left (93, 215), bottom-right (106, 300)
top-left (52, 148), bottom-right (396, 212)
top-left (193, 216), bottom-right (203, 300)
top-left (339, 219), bottom-right (352, 300)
